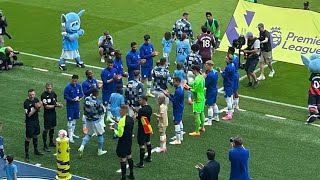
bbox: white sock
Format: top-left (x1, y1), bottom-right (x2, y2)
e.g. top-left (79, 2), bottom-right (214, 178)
top-left (208, 106), bottom-right (213, 120)
top-left (163, 134), bottom-right (167, 149)
top-left (160, 135), bottom-right (165, 149)
top-left (235, 98), bottom-right (239, 107)
top-left (72, 120), bottom-right (76, 135)
top-left (67, 121), bottom-right (73, 141)
top-left (82, 115), bottom-right (86, 129)
top-left (213, 104), bottom-right (219, 116)
top-left (226, 97), bottom-right (233, 116)
top-left (179, 122), bottom-right (183, 140)
top-left (147, 81), bottom-right (152, 94)
top-left (174, 125), bottom-right (181, 142)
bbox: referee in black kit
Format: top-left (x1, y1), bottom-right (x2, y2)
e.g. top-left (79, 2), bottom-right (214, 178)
top-left (41, 83), bottom-right (63, 152)
top-left (24, 89), bottom-right (44, 162)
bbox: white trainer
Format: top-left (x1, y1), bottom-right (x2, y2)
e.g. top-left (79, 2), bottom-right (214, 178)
top-left (257, 75), bottom-right (265, 81)
top-left (268, 70), bottom-right (275, 77)
top-left (78, 145), bottom-right (84, 156)
top-left (100, 56), bottom-right (105, 63)
top-left (204, 121), bottom-right (212, 126)
top-left (73, 134), bottom-right (79, 139)
top-left (97, 149), bottom-right (107, 156)
top-left (213, 116), bottom-right (220, 122)
top-left (169, 140), bottom-right (181, 145)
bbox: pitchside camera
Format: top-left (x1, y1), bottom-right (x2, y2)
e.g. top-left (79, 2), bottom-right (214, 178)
top-left (232, 35), bottom-right (246, 49)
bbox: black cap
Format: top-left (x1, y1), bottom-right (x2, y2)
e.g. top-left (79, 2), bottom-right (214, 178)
top-left (182, 12), bottom-right (189, 16)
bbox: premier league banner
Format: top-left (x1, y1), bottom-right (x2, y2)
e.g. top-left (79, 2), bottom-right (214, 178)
top-left (220, 0), bottom-right (320, 65)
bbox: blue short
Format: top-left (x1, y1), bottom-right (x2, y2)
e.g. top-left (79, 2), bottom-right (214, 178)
top-left (102, 92), bottom-right (112, 105)
top-left (67, 108), bottom-right (80, 121)
top-left (141, 67), bottom-right (152, 79)
top-left (206, 92), bottom-right (217, 106)
top-left (233, 72), bottom-right (239, 93)
top-left (173, 113), bottom-right (183, 124)
top-left (224, 88), bottom-right (233, 98)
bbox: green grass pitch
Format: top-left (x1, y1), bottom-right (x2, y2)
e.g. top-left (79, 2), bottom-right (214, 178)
top-left (0, 0), bottom-right (320, 179)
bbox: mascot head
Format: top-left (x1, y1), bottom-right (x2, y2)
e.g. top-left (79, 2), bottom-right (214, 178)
top-left (302, 54), bottom-right (320, 73)
top-left (61, 10), bottom-right (85, 33)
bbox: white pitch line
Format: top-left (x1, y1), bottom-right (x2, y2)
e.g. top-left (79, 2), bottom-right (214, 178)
top-left (265, 114), bottom-right (286, 120)
top-left (309, 123), bottom-right (320, 128)
top-left (61, 73), bottom-right (73, 77)
top-left (32, 67), bottom-right (49, 72)
top-left (21, 52), bottom-right (104, 70)
top-left (116, 147), bottom-right (159, 173)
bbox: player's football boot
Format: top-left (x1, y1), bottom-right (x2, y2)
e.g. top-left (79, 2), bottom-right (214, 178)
top-left (169, 140), bottom-right (181, 145)
top-left (199, 127), bottom-right (206, 132)
top-left (100, 56), bottom-right (105, 63)
top-left (204, 120), bottom-right (212, 126)
top-left (34, 150), bottom-right (44, 155)
top-left (76, 63), bottom-right (85, 68)
top-left (306, 114), bottom-right (319, 124)
top-left (97, 149), bottom-right (107, 156)
top-left (268, 70), bottom-right (275, 77)
top-left (222, 115), bottom-right (233, 121)
top-left (257, 75), bottom-right (265, 81)
top-left (82, 127), bottom-right (88, 134)
top-left (144, 157), bottom-right (152, 162)
top-left (159, 148), bottom-right (167, 153)
top-left (188, 99), bottom-right (193, 105)
top-left (134, 163), bottom-right (144, 168)
top-left (59, 65), bottom-right (67, 71)
top-left (213, 115), bottom-right (220, 122)
top-left (188, 132), bottom-right (200, 136)
top-left (234, 105), bottom-right (240, 110)
top-left (78, 145), bottom-right (84, 156)
top-left (252, 81), bottom-right (259, 89)
top-left (146, 93), bottom-right (155, 98)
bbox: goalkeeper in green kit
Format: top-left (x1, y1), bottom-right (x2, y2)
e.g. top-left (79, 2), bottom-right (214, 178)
top-left (184, 65), bottom-right (205, 136)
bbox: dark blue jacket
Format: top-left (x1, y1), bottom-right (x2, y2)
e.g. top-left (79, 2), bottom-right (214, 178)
top-left (64, 83), bottom-right (83, 108)
top-left (199, 160), bottom-right (220, 180)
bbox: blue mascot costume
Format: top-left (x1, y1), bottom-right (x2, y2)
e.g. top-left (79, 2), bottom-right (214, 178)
top-left (59, 10), bottom-right (85, 71)
top-left (302, 53), bottom-right (320, 124)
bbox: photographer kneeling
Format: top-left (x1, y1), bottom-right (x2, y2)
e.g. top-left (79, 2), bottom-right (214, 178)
top-left (242, 32), bottom-right (260, 88)
top-left (98, 31), bottom-right (114, 63)
top-left (0, 46), bottom-right (19, 71)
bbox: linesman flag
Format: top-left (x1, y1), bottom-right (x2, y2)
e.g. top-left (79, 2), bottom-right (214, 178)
top-left (141, 116), bottom-right (153, 134)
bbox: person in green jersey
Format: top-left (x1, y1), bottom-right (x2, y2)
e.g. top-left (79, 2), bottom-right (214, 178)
top-left (188, 65), bottom-right (205, 136)
top-left (204, 12), bottom-right (221, 48)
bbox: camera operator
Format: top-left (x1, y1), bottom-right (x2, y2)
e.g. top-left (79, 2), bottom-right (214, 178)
top-left (229, 136), bottom-right (250, 180)
top-left (242, 32), bottom-right (260, 88)
top-left (257, 23), bottom-right (275, 81)
top-left (0, 46), bottom-right (16, 70)
top-left (0, 10), bottom-right (11, 47)
top-left (98, 31), bottom-right (114, 63)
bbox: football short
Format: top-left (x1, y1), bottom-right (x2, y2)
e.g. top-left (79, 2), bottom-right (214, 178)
top-left (245, 56), bottom-right (259, 73)
top-left (137, 131), bottom-right (151, 145)
top-left (43, 111), bottom-right (57, 129)
top-left (86, 118), bottom-right (105, 136)
top-left (60, 49), bottom-right (80, 60)
top-left (193, 100), bottom-right (205, 113)
top-left (116, 142), bottom-right (132, 158)
top-left (205, 92), bottom-right (217, 106)
top-left (67, 108), bottom-right (80, 121)
top-left (260, 51), bottom-right (273, 63)
top-left (154, 91), bottom-right (169, 105)
top-left (173, 114), bottom-right (183, 124)
top-left (26, 121), bottom-right (40, 138)
top-left (224, 88), bottom-right (233, 98)
top-left (187, 71), bottom-right (195, 84)
top-left (233, 72), bottom-right (239, 93)
top-left (141, 67), bottom-right (152, 79)
top-left (158, 125), bottom-right (167, 134)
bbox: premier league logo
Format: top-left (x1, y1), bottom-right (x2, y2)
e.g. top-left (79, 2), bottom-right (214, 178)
top-left (270, 27), bottom-right (282, 49)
